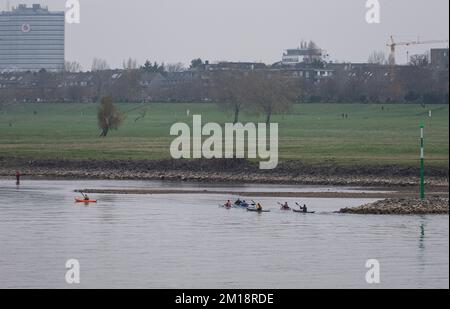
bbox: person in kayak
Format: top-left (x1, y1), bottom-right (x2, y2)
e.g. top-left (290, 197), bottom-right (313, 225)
top-left (225, 200), bottom-right (232, 208)
top-left (301, 204), bottom-right (308, 213)
top-left (241, 200), bottom-right (249, 207)
top-left (81, 192), bottom-right (90, 201)
top-left (234, 198), bottom-right (242, 206)
top-left (256, 203), bottom-right (263, 211)
top-left (281, 202), bottom-right (290, 210)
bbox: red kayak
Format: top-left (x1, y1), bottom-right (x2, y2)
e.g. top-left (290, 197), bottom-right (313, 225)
top-left (75, 198), bottom-right (97, 203)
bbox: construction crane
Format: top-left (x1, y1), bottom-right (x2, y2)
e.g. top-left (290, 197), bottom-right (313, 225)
top-left (387, 35), bottom-right (449, 65)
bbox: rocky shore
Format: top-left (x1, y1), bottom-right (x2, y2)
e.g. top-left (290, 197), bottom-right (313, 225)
top-left (0, 158), bottom-right (448, 188)
top-left (339, 198), bottom-right (449, 215)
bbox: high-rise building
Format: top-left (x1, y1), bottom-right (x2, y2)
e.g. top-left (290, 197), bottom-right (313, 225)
top-left (0, 4), bottom-right (65, 72)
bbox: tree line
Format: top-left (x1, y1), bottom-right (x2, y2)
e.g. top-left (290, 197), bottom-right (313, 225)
top-left (1, 66), bottom-right (448, 105)
top-left (96, 71), bottom-right (300, 137)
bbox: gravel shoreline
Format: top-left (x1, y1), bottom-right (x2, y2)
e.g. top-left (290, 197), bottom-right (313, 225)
top-left (72, 188), bottom-right (447, 199)
top-left (339, 198), bottom-right (449, 215)
top-left (0, 158), bottom-right (448, 187)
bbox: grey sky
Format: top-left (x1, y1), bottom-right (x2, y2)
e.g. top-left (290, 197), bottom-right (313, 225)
top-left (2, 0), bottom-right (449, 69)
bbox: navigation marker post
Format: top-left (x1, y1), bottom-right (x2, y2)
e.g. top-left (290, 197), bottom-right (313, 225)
top-left (420, 124), bottom-right (425, 200)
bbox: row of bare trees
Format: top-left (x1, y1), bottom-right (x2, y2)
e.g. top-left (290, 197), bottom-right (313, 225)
top-left (368, 50), bottom-right (433, 67)
top-left (210, 71), bottom-right (300, 124)
top-left (94, 72), bottom-right (300, 138)
top-left (65, 58), bottom-right (188, 74)
top-left (305, 64), bottom-right (449, 104)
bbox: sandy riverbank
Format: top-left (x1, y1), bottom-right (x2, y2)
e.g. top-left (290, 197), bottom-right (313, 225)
top-left (73, 188), bottom-right (448, 199)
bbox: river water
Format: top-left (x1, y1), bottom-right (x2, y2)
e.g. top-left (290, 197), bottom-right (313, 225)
top-left (0, 179), bottom-right (448, 289)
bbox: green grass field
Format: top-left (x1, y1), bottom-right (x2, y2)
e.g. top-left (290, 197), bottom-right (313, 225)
top-left (0, 103), bottom-right (448, 168)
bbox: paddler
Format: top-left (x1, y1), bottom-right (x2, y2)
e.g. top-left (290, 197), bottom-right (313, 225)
top-left (81, 192), bottom-right (90, 201)
top-left (281, 202), bottom-right (290, 210)
top-left (256, 203), bottom-right (263, 211)
top-left (301, 204), bottom-right (308, 213)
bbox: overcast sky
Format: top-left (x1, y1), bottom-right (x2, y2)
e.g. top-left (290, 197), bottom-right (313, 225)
top-left (2, 0), bottom-right (449, 69)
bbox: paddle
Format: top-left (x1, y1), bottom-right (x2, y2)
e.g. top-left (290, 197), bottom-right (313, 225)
top-left (295, 202), bottom-right (305, 209)
top-left (249, 200), bottom-right (260, 210)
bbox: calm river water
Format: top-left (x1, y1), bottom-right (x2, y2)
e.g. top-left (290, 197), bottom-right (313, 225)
top-left (0, 179), bottom-right (448, 289)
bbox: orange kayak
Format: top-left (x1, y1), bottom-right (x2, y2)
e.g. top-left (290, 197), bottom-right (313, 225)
top-left (75, 198), bottom-right (97, 203)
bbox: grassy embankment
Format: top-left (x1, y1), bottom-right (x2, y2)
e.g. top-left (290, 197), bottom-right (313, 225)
top-left (0, 103), bottom-right (448, 168)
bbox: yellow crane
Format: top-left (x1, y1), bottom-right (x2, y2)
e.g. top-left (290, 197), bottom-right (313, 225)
top-left (387, 35), bottom-right (449, 65)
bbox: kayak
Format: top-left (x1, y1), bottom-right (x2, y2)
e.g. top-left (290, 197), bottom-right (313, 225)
top-left (75, 198), bottom-right (97, 203)
top-left (247, 208), bottom-right (270, 213)
top-left (293, 209), bottom-right (315, 214)
top-left (219, 204), bottom-right (233, 209)
top-left (234, 203), bottom-right (249, 208)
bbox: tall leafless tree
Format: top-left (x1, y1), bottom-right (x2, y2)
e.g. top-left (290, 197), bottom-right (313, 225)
top-left (122, 58), bottom-right (138, 70)
top-left (211, 71), bottom-right (248, 123)
top-left (368, 50), bottom-right (388, 65)
top-left (91, 58), bottom-right (110, 72)
top-left (65, 61), bottom-right (83, 73)
top-left (165, 63), bottom-right (185, 73)
top-left (245, 72), bottom-right (300, 125)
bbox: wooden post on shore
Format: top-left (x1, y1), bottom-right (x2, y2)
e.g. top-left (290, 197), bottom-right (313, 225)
top-left (420, 124), bottom-right (425, 200)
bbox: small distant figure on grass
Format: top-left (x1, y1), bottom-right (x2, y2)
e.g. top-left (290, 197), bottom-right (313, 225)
top-left (15, 171), bottom-right (21, 185)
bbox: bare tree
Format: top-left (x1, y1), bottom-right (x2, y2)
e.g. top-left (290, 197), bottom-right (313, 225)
top-left (165, 62), bottom-right (185, 73)
top-left (307, 40), bottom-right (318, 50)
top-left (368, 50), bottom-right (388, 65)
top-left (246, 72), bottom-right (300, 125)
top-left (65, 61), bottom-right (83, 73)
top-left (97, 96), bottom-right (123, 137)
top-left (113, 70), bottom-right (141, 102)
top-left (409, 54), bottom-right (429, 67)
top-left (211, 71), bottom-right (248, 123)
top-left (91, 58), bottom-right (110, 72)
top-left (122, 58), bottom-right (138, 70)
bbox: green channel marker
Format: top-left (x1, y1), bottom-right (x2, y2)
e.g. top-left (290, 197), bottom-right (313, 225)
top-left (420, 124), bottom-right (425, 200)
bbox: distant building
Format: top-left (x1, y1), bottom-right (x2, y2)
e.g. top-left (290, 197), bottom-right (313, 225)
top-left (282, 41), bottom-right (326, 65)
top-left (430, 48), bottom-right (449, 70)
top-left (0, 4), bottom-right (65, 72)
